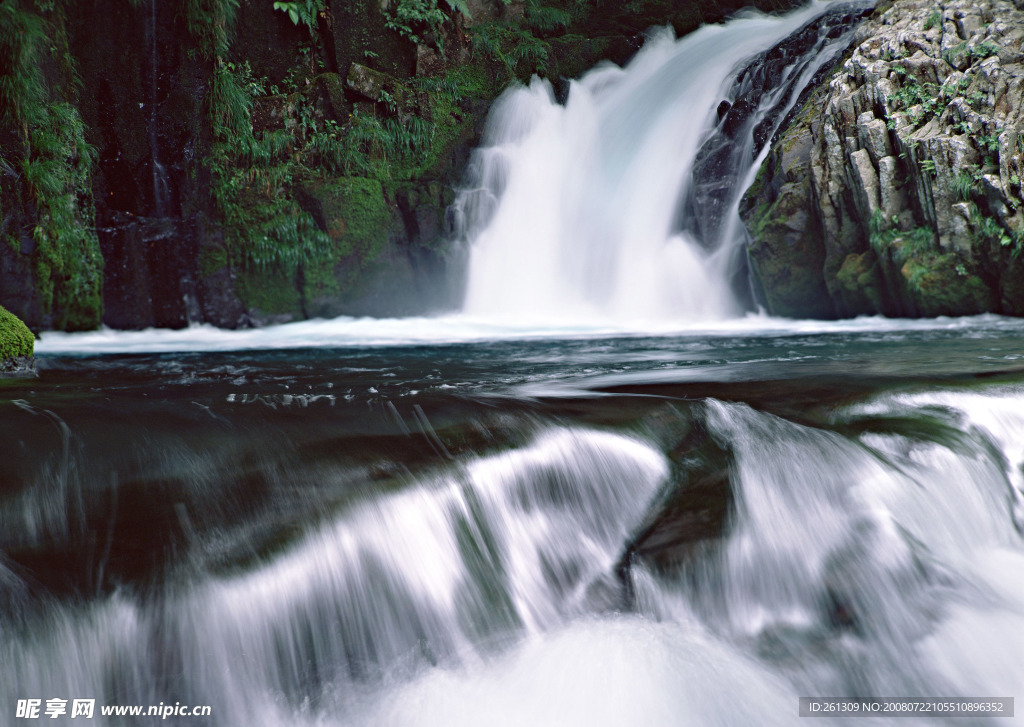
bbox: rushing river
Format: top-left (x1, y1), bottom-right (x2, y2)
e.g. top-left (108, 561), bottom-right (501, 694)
top-left (4, 319), bottom-right (1024, 725)
top-left (5, 1), bottom-right (1024, 724)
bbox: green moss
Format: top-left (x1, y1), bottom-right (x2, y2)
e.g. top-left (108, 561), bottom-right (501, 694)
top-left (0, 306), bottom-right (34, 362)
top-left (301, 176), bottom-right (393, 300)
top-left (198, 245), bottom-right (229, 277)
top-left (323, 178), bottom-right (390, 257)
top-left (835, 251), bottom-right (884, 314)
top-left (900, 252), bottom-right (993, 316)
top-left (234, 267), bottom-right (302, 315)
top-left (748, 199), bottom-right (782, 240)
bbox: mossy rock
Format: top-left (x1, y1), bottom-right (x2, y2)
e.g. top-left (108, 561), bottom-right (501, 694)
top-left (300, 176), bottom-right (394, 299)
top-left (835, 251), bottom-right (885, 316)
top-left (746, 180), bottom-right (835, 318)
top-left (235, 268), bottom-right (303, 321)
top-left (0, 306), bottom-right (35, 374)
top-left (298, 177), bottom-right (393, 261)
top-left (900, 253), bottom-right (995, 317)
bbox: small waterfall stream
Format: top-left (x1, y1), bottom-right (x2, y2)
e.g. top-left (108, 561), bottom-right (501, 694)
top-left (146, 0), bottom-right (170, 218)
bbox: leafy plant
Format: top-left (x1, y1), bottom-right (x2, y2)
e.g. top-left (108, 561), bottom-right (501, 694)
top-left (976, 132), bottom-right (1000, 154)
top-left (470, 22), bottom-right (552, 75)
top-left (385, 0), bottom-right (447, 46)
top-left (869, 210), bottom-right (936, 264)
top-left (952, 171), bottom-right (975, 201)
top-left (272, 0), bottom-right (324, 33)
top-left (970, 204), bottom-right (1021, 258)
top-left (183, 0), bottom-right (240, 60)
top-left (887, 74), bottom-right (945, 128)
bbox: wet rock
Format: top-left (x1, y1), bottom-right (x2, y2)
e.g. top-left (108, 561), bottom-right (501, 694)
top-left (742, 105), bottom-right (837, 318)
top-left (626, 415), bottom-right (734, 574)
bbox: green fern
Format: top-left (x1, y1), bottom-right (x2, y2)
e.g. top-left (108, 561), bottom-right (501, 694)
top-left (442, 0), bottom-right (472, 18)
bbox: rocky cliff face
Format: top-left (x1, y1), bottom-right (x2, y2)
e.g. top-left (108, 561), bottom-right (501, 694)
top-left (744, 0), bottom-right (1024, 318)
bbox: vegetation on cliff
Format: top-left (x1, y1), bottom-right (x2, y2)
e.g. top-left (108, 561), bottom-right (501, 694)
top-left (0, 0), bottom-right (103, 332)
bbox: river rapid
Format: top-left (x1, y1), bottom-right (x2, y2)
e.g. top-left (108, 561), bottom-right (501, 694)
top-left (2, 317), bottom-right (1023, 725)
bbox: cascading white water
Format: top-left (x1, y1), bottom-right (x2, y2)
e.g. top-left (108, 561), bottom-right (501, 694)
top-left (454, 2), bottom-right (859, 325)
top-left (6, 385), bottom-right (1024, 726)
top-left (1, 428), bottom-right (669, 726)
top-left (637, 387), bottom-right (1024, 704)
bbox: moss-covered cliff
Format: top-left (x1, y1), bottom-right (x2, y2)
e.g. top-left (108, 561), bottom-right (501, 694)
top-left (743, 0), bottom-right (1024, 318)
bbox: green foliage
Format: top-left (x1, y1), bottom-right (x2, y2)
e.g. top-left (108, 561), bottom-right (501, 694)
top-left (470, 22), bottom-right (553, 75)
top-left (525, 1), bottom-right (574, 32)
top-left (183, 0), bottom-right (239, 59)
top-left (976, 132), bottom-right (1000, 154)
top-left (0, 1), bottom-right (103, 330)
top-left (206, 55), bottom-right (449, 277)
top-left (461, 0), bottom-right (589, 78)
top-left (23, 102), bottom-right (104, 330)
top-left (0, 0), bottom-right (48, 127)
top-left (0, 305), bottom-right (34, 360)
top-left (923, 7), bottom-right (941, 30)
top-left (209, 125), bottom-right (333, 274)
top-left (887, 73), bottom-right (944, 127)
top-left (272, 0), bottom-right (324, 33)
top-left (209, 63), bottom-right (252, 138)
top-left (442, 0), bottom-right (474, 18)
top-left (952, 171), bottom-right (975, 201)
top-left (970, 204), bottom-right (1022, 258)
top-left (204, 1), bottom-right (499, 307)
top-left (385, 0), bottom-right (447, 46)
top-left (869, 210), bottom-right (936, 264)
top-left (338, 112), bottom-right (435, 177)
top-left (941, 40), bottom-right (1000, 67)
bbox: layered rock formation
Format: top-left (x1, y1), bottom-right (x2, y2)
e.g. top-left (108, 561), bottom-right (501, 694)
top-left (744, 0), bottom-right (1024, 318)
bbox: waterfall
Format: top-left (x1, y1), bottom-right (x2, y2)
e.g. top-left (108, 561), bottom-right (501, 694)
top-left (453, 1), bottom-right (869, 325)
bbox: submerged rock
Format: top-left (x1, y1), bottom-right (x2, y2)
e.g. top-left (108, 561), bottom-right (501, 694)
top-left (744, 0), bottom-right (1024, 318)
